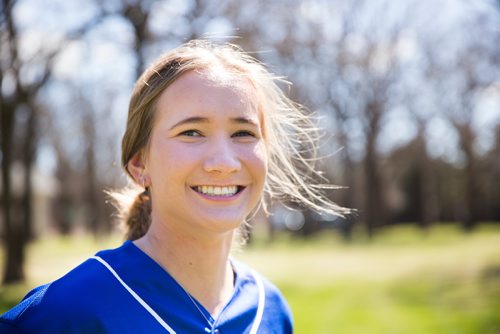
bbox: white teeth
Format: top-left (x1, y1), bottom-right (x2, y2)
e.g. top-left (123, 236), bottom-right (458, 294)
top-left (195, 186), bottom-right (238, 197)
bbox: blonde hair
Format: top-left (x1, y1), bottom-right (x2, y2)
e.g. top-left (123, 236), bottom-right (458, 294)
top-left (112, 39), bottom-right (349, 240)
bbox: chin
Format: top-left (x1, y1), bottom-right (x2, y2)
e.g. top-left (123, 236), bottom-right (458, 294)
top-left (200, 216), bottom-right (245, 234)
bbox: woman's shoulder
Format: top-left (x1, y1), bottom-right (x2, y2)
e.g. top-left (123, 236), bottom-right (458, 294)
top-left (233, 258), bottom-right (287, 300)
top-left (232, 258), bottom-right (294, 330)
top-left (0, 242), bottom-right (133, 333)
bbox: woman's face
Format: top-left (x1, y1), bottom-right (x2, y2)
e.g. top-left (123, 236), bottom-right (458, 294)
top-left (143, 69), bottom-right (267, 238)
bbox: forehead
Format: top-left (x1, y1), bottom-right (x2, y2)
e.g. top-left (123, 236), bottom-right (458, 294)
top-left (156, 69), bottom-right (261, 123)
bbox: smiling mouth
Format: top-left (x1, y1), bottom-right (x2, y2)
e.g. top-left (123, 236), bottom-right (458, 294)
top-left (192, 185), bottom-right (245, 197)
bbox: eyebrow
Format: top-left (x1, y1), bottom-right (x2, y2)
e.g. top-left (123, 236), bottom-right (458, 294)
top-left (169, 116), bottom-right (258, 130)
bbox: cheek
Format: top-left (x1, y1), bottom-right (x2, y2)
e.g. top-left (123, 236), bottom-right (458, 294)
top-left (251, 142), bottom-right (268, 183)
top-left (147, 142), bottom-right (195, 182)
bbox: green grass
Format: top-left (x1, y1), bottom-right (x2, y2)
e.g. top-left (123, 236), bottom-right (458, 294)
top-left (238, 224), bottom-right (500, 333)
top-left (1, 224), bottom-right (500, 333)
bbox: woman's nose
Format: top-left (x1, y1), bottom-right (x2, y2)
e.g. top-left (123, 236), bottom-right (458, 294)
top-left (203, 138), bottom-right (241, 174)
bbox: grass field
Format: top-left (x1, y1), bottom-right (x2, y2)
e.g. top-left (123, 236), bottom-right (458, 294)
top-left (1, 224), bottom-right (499, 333)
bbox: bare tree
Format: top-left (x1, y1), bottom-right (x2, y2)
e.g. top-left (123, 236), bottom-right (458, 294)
top-left (118, 0), bottom-right (152, 78)
top-left (278, 0), bottom-right (408, 237)
top-left (1, 0), bottom-right (58, 283)
top-left (1, 0), bottom-right (108, 283)
top-left (427, 4), bottom-right (500, 231)
top-left (397, 41), bottom-right (440, 230)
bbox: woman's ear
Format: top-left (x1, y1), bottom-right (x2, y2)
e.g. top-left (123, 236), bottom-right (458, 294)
top-left (127, 151), bottom-right (150, 188)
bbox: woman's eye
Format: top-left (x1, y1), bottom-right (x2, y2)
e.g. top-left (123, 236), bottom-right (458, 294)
top-left (179, 130), bottom-right (202, 137)
top-left (232, 130), bottom-right (256, 138)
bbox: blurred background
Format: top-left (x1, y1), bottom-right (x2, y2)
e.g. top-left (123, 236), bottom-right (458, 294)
top-left (1, 0), bottom-right (500, 332)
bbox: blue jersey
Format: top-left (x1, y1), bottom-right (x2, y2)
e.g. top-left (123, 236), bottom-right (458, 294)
top-left (0, 241), bottom-right (293, 333)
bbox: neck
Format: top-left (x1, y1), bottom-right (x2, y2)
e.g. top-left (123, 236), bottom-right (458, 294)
top-left (134, 220), bottom-right (235, 317)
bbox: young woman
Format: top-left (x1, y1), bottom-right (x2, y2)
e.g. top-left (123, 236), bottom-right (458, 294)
top-left (0, 40), bottom-right (347, 333)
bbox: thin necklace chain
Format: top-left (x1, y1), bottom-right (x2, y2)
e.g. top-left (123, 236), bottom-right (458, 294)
top-left (184, 289), bottom-right (213, 325)
top-left (169, 263), bottom-right (235, 328)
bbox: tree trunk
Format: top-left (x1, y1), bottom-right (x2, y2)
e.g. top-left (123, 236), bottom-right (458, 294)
top-left (463, 147), bottom-right (479, 231)
top-left (1, 105), bottom-right (26, 284)
top-left (1, 0), bottom-right (26, 284)
top-left (338, 133), bottom-right (356, 241)
top-left (364, 141), bottom-right (384, 238)
top-left (459, 124), bottom-right (479, 232)
top-left (363, 105), bottom-right (386, 239)
top-left (415, 132), bottom-right (437, 231)
top-left (2, 198), bottom-right (26, 284)
top-left (122, 3), bottom-right (149, 79)
top-left (83, 110), bottom-right (101, 236)
top-left (22, 105), bottom-right (36, 241)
